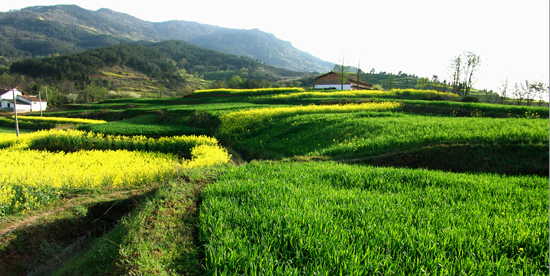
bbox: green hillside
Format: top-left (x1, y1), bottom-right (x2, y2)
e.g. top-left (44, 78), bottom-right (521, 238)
top-left (6, 41), bottom-right (304, 104)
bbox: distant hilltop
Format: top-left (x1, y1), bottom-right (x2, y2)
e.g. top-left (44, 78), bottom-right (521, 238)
top-left (0, 4), bottom-right (333, 73)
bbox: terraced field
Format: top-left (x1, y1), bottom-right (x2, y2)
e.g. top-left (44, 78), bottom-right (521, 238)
top-left (0, 88), bottom-right (547, 275)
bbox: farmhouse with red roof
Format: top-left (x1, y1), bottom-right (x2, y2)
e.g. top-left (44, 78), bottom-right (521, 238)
top-left (0, 87), bottom-right (47, 112)
top-left (314, 71), bottom-right (373, 90)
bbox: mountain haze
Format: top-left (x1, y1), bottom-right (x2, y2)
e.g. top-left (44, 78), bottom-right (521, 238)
top-left (0, 5), bottom-right (333, 72)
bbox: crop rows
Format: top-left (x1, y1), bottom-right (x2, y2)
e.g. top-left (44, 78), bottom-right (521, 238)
top-left (0, 129), bottom-right (221, 155)
top-left (219, 102), bottom-right (403, 140)
top-left (200, 161), bottom-right (549, 275)
top-left (270, 88), bottom-right (460, 101)
top-left (193, 87), bottom-right (305, 95)
top-left (14, 116), bottom-right (107, 125)
top-left (0, 148), bottom-right (178, 215)
top-left (0, 116), bottom-right (107, 130)
top-left (0, 130), bottom-right (231, 216)
top-left (221, 109), bottom-right (548, 160)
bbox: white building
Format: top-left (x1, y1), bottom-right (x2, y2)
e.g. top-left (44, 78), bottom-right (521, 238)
top-left (0, 87), bottom-right (47, 113)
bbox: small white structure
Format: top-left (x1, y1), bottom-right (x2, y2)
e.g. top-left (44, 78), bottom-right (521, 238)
top-left (0, 87), bottom-right (47, 113)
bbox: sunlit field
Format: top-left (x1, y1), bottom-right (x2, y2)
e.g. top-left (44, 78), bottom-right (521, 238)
top-left (201, 161), bottom-right (549, 275)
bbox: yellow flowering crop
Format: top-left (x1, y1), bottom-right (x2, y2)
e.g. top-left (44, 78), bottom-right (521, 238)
top-left (183, 144), bottom-right (232, 168)
top-left (219, 102), bottom-right (403, 137)
top-left (0, 133), bottom-right (19, 148)
top-left (193, 87), bottom-right (305, 95)
top-left (0, 129), bottom-right (220, 154)
top-left (0, 148), bottom-right (179, 214)
top-left (0, 129), bottom-right (232, 215)
top-left (271, 89), bottom-right (459, 101)
top-left (272, 90), bottom-right (389, 99)
top-left (14, 116), bottom-right (107, 125)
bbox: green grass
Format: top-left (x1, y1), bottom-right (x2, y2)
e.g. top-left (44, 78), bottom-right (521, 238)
top-left (200, 161), bottom-right (549, 275)
top-left (55, 167), bottom-right (224, 275)
top-left (223, 111), bottom-right (548, 163)
top-left (78, 114), bottom-right (210, 137)
top-left (251, 88), bottom-right (460, 102)
top-left (401, 100), bottom-right (549, 118)
top-left (0, 126), bottom-right (33, 134)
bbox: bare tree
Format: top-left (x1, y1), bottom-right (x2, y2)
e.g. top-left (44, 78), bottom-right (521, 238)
top-left (364, 68), bottom-right (375, 85)
top-left (512, 82), bottom-right (525, 105)
top-left (463, 52), bottom-right (481, 97)
top-left (497, 79), bottom-right (509, 104)
top-left (449, 51), bottom-right (481, 97)
top-left (521, 80), bottom-right (535, 106)
top-left (450, 55), bottom-right (462, 94)
top-left (530, 81), bottom-right (549, 106)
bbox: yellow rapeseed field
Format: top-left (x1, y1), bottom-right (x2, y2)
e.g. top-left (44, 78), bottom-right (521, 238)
top-left (0, 130), bottom-right (231, 215)
top-left (219, 102), bottom-right (403, 137)
top-left (193, 87), bottom-right (305, 94)
top-left (271, 89), bottom-right (459, 101)
top-left (183, 144), bottom-right (232, 168)
top-left (14, 116), bottom-right (107, 125)
top-left (0, 148), bottom-right (179, 213)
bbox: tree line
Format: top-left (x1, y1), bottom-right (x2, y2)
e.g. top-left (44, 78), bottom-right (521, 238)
top-left (496, 79), bottom-right (549, 106)
top-left (9, 44), bottom-right (182, 85)
top-left (1, 41), bottom-right (304, 106)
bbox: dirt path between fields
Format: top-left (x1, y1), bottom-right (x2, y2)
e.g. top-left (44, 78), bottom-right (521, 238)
top-left (0, 186), bottom-right (158, 238)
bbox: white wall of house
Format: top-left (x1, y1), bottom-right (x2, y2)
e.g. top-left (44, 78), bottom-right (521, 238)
top-left (314, 84), bottom-right (352, 90)
top-left (0, 101), bottom-right (31, 112)
top-left (0, 100), bottom-right (11, 109)
top-left (0, 89), bottom-right (23, 100)
top-left (19, 97), bottom-right (47, 111)
top-left (16, 104), bottom-right (32, 112)
top-left (31, 101), bottom-right (48, 111)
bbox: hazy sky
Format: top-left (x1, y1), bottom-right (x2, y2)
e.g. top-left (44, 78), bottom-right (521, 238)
top-left (2, 0), bottom-right (549, 92)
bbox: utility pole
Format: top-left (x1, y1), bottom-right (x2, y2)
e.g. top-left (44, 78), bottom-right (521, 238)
top-left (340, 54), bottom-right (345, 90)
top-left (39, 90), bottom-right (43, 117)
top-left (357, 59), bottom-right (361, 83)
top-left (12, 89), bottom-right (19, 137)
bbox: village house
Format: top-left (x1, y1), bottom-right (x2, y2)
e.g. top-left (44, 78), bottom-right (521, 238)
top-left (314, 71), bottom-right (373, 90)
top-left (0, 87), bottom-right (47, 113)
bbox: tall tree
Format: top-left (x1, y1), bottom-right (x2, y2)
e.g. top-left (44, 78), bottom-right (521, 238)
top-left (416, 77), bottom-right (429, 90)
top-left (157, 83), bottom-right (166, 99)
top-left (431, 75), bottom-right (440, 90)
top-left (450, 54), bottom-right (463, 94)
top-left (463, 51), bottom-right (481, 96)
top-left (386, 73), bottom-right (395, 90)
top-left (441, 80), bottom-right (448, 92)
top-left (512, 82), bottom-right (525, 105)
top-left (530, 81), bottom-right (549, 106)
top-left (521, 80), bottom-right (534, 106)
top-left (228, 75), bottom-right (244, 88)
top-left (498, 79), bottom-right (509, 104)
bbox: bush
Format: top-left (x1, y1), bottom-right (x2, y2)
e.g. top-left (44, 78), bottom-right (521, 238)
top-left (460, 96), bottom-right (480, 103)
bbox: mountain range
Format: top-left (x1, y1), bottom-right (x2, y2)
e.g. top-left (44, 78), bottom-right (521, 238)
top-left (0, 5), bottom-right (333, 73)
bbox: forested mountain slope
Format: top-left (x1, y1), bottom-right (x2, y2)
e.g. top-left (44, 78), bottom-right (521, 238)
top-left (0, 5), bottom-right (333, 72)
